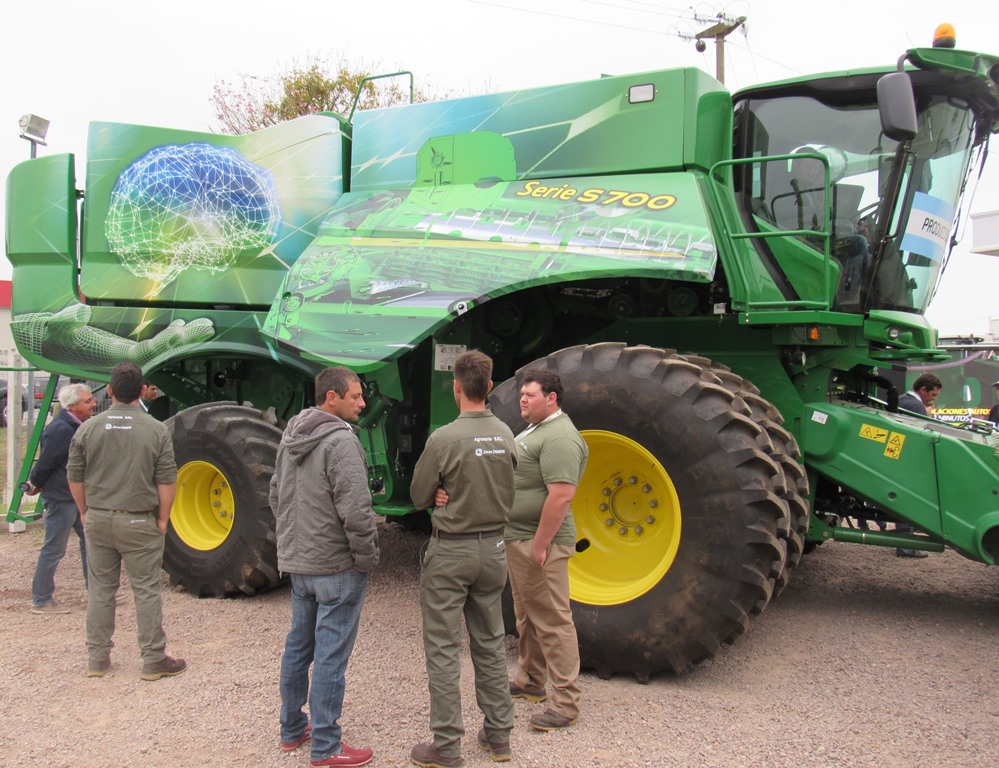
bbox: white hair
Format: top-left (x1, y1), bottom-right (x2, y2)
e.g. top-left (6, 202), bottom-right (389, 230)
top-left (58, 383), bottom-right (92, 410)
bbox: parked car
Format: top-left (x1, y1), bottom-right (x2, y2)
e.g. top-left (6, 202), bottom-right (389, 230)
top-left (0, 379), bottom-right (30, 428)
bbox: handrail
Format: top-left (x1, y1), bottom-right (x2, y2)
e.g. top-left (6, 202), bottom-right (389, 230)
top-left (710, 153), bottom-right (838, 312)
top-left (6, 374), bottom-right (58, 524)
top-left (348, 71), bottom-right (415, 123)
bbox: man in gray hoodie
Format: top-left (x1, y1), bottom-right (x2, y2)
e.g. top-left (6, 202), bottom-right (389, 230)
top-left (270, 366), bottom-right (379, 768)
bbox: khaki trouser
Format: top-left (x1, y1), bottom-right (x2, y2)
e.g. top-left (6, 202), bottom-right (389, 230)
top-left (420, 533), bottom-right (513, 758)
top-left (84, 508), bottom-right (167, 664)
top-left (505, 539), bottom-right (581, 719)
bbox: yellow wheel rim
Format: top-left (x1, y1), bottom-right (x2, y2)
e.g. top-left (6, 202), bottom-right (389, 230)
top-left (570, 430), bottom-right (681, 605)
top-left (173, 460), bottom-right (235, 551)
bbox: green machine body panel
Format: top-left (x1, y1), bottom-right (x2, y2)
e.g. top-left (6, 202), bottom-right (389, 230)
top-left (6, 47), bottom-right (999, 573)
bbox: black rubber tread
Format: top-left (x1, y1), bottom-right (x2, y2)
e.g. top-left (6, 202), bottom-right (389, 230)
top-left (490, 343), bottom-right (787, 678)
top-left (164, 402), bottom-right (283, 597)
top-left (710, 369), bottom-right (809, 596)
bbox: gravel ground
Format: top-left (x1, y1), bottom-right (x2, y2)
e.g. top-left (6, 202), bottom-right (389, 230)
top-left (0, 517), bottom-right (996, 768)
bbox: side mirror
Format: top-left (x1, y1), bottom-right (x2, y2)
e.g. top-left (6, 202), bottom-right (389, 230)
top-left (877, 72), bottom-right (918, 141)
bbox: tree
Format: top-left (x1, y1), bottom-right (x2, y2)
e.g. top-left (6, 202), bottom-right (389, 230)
top-left (211, 55), bottom-right (442, 134)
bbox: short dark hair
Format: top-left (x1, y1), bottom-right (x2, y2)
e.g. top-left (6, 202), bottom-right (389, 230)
top-left (913, 373), bottom-right (942, 392)
top-left (110, 362), bottom-right (144, 404)
top-left (521, 367), bottom-right (564, 406)
top-left (453, 350), bottom-right (492, 403)
top-left (315, 366), bottom-right (360, 403)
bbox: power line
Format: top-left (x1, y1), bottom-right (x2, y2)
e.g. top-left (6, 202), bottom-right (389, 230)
top-left (574, 0), bottom-right (694, 19)
top-left (616, 0), bottom-right (697, 16)
top-left (724, 38), bottom-right (804, 77)
top-left (466, 0), bottom-right (802, 83)
top-left (466, 0), bottom-right (683, 36)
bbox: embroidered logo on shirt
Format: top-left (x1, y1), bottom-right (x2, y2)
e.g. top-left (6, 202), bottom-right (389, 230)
top-left (474, 447), bottom-right (507, 456)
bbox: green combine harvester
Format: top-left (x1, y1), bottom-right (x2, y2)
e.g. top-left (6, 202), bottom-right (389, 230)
top-left (7, 27), bottom-right (998, 680)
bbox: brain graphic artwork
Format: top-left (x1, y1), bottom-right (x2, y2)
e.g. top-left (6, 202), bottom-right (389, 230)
top-left (106, 143), bottom-right (281, 284)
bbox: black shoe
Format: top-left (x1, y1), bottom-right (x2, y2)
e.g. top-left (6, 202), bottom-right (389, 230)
top-left (896, 548), bottom-right (928, 558)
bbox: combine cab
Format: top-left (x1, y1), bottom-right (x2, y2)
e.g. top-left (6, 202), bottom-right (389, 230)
top-left (7, 30), bottom-right (999, 679)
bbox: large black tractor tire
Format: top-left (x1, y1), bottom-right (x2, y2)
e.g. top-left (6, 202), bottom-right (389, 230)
top-left (164, 403), bottom-right (283, 597)
top-left (490, 343), bottom-right (791, 679)
top-left (702, 363), bottom-right (809, 596)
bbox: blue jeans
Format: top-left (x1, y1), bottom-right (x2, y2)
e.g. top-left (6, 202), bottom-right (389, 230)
top-left (32, 497), bottom-right (87, 606)
top-left (280, 569), bottom-right (369, 761)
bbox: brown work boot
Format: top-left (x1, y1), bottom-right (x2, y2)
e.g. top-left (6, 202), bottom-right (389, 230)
top-left (528, 709), bottom-right (577, 731)
top-left (476, 728), bottom-right (511, 762)
top-left (509, 680), bottom-right (546, 702)
top-left (87, 658), bottom-right (111, 678)
top-left (140, 655), bottom-right (187, 681)
top-left (410, 742), bottom-right (464, 767)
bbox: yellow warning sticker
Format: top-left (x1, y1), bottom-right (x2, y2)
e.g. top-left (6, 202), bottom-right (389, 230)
top-left (884, 432), bottom-right (905, 460)
top-left (859, 424), bottom-right (889, 443)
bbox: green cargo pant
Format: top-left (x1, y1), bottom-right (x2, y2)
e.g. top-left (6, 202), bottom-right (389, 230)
top-left (84, 508), bottom-right (167, 665)
top-left (420, 533), bottom-right (514, 758)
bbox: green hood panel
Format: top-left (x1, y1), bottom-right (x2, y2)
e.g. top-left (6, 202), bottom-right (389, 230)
top-left (260, 171), bottom-right (716, 366)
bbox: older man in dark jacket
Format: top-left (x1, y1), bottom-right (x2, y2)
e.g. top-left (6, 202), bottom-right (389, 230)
top-left (269, 366), bottom-right (379, 768)
top-left (28, 382), bottom-right (97, 614)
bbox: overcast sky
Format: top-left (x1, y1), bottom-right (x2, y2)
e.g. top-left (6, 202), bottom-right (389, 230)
top-left (2, 0), bottom-right (996, 335)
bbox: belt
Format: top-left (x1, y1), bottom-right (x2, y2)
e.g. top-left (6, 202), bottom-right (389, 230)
top-left (433, 527), bottom-right (503, 540)
top-left (89, 507), bottom-right (153, 515)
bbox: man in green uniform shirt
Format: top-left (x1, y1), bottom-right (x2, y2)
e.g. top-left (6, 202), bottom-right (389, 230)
top-left (410, 350), bottom-right (517, 768)
top-left (67, 362), bottom-right (184, 681)
top-left (505, 368), bottom-right (587, 732)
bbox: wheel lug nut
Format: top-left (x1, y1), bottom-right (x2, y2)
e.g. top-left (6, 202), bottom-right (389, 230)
top-left (619, 527), bottom-right (628, 536)
top-left (599, 503), bottom-right (608, 511)
top-left (602, 487), bottom-right (611, 496)
top-left (605, 518), bottom-right (615, 526)
top-left (613, 477), bottom-right (622, 486)
top-left (649, 500), bottom-right (658, 509)
top-left (646, 516), bottom-right (656, 524)
top-left (642, 484), bottom-right (651, 493)
top-left (628, 476), bottom-right (637, 484)
top-left (634, 525), bottom-right (644, 535)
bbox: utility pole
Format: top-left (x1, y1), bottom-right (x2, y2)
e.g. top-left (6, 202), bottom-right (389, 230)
top-left (694, 14), bottom-right (746, 85)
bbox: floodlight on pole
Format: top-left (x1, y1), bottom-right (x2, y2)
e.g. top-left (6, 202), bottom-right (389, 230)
top-left (19, 114), bottom-right (50, 159)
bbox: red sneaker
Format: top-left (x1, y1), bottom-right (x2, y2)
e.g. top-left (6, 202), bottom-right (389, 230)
top-left (310, 742), bottom-right (373, 767)
top-left (279, 721), bottom-right (311, 752)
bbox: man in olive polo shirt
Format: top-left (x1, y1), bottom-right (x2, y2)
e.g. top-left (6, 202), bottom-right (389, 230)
top-left (68, 362), bottom-right (185, 681)
top-left (505, 367), bottom-right (587, 732)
